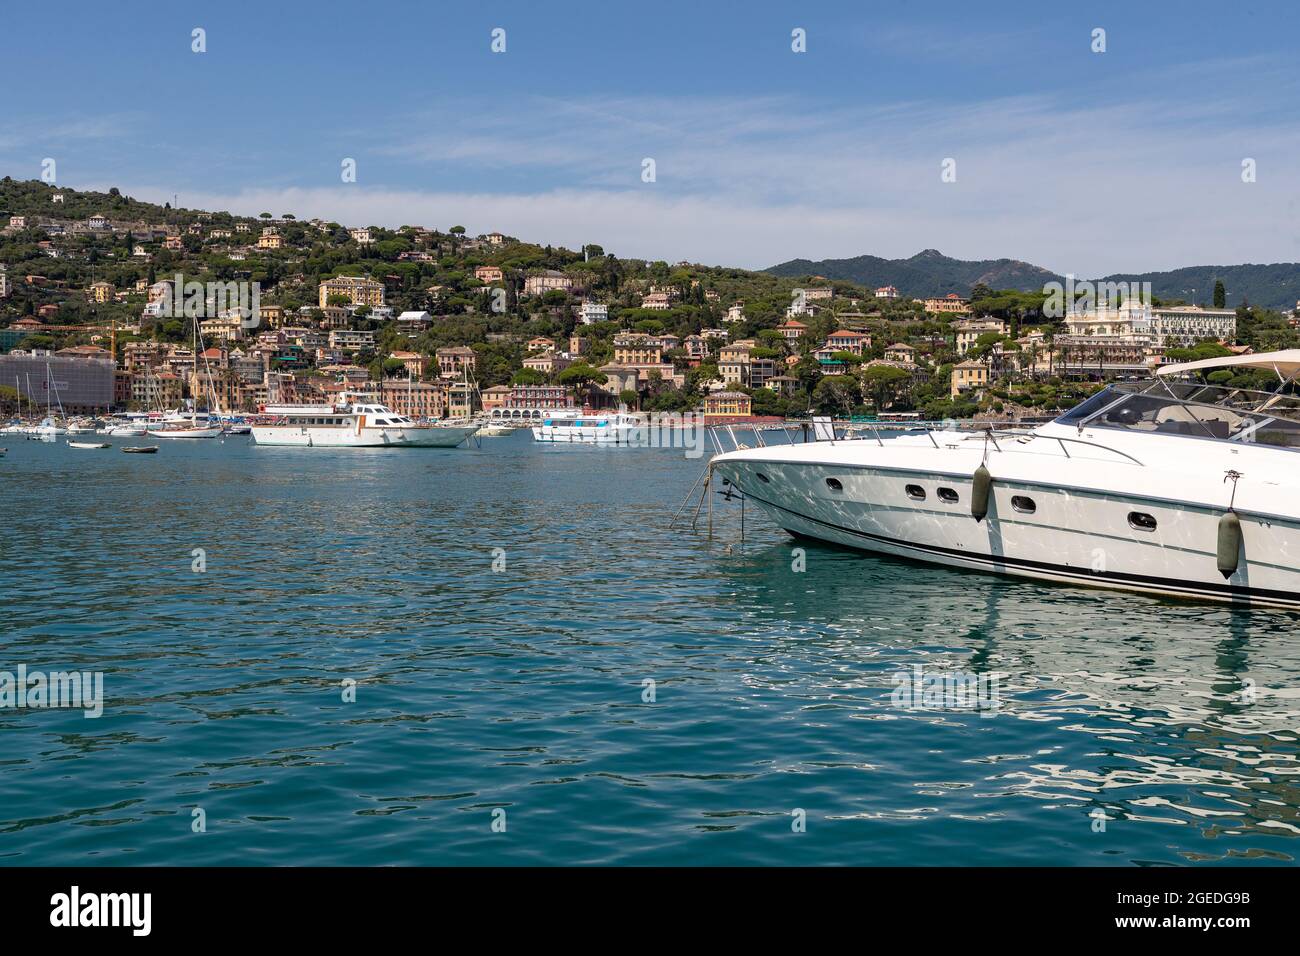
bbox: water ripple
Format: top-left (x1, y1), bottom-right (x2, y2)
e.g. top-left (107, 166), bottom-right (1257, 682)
top-left (1, 435), bottom-right (1297, 865)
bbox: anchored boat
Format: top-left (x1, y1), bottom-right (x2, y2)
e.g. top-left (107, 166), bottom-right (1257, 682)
top-left (531, 410), bottom-right (648, 445)
top-left (709, 349), bottom-right (1300, 609)
top-left (250, 400), bottom-right (478, 448)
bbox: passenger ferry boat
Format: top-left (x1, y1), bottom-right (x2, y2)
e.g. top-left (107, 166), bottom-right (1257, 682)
top-left (531, 410), bottom-right (648, 445)
top-left (251, 400), bottom-right (478, 448)
top-left (710, 349), bottom-right (1300, 609)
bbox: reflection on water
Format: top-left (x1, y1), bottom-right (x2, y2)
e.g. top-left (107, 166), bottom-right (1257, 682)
top-left (716, 536), bottom-right (1300, 862)
top-left (0, 436), bottom-right (1296, 865)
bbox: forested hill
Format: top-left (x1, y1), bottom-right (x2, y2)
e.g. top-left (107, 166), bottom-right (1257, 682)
top-left (766, 249), bottom-right (1063, 298)
top-left (767, 247), bottom-right (1300, 310)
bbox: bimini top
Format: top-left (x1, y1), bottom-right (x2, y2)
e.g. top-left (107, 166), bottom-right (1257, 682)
top-left (1157, 348), bottom-right (1300, 380)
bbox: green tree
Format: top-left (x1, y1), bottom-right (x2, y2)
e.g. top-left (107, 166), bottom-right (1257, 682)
top-left (511, 368), bottom-right (546, 386)
top-left (812, 375), bottom-right (860, 415)
top-left (1213, 279), bottom-right (1226, 309)
top-left (861, 364), bottom-right (912, 411)
top-left (557, 362), bottom-right (606, 404)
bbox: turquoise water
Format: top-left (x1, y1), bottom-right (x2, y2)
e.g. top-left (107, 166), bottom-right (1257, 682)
top-left (1, 433), bottom-right (1297, 866)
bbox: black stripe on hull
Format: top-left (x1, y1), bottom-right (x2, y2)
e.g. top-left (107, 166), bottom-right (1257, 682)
top-left (737, 486), bottom-right (1300, 609)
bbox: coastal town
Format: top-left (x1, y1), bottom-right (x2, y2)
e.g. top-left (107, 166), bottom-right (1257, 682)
top-left (3, 178), bottom-right (1299, 428)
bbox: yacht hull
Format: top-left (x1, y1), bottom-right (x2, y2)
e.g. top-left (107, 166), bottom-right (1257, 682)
top-left (712, 434), bottom-right (1300, 610)
top-left (250, 425), bottom-right (477, 448)
top-left (147, 427), bottom-right (223, 439)
top-left (531, 425), bottom-right (649, 444)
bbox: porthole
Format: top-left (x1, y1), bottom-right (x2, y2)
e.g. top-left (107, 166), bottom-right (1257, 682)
top-left (825, 477), bottom-right (843, 492)
top-left (937, 487), bottom-right (959, 504)
top-left (1129, 512), bottom-right (1157, 531)
top-left (756, 472), bottom-right (770, 484)
top-left (1011, 495), bottom-right (1036, 514)
top-left (905, 484), bottom-right (926, 500)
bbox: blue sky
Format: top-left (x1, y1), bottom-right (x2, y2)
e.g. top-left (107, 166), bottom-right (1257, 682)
top-left (6, 0), bottom-right (1300, 275)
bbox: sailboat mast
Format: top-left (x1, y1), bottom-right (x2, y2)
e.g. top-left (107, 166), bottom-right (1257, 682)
top-left (192, 313), bottom-right (199, 423)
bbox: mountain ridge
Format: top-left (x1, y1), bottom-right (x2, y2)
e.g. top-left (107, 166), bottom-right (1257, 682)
top-left (766, 250), bottom-right (1300, 311)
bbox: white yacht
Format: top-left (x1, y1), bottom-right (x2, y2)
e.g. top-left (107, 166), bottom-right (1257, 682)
top-left (97, 413), bottom-right (151, 437)
top-left (251, 401), bottom-right (478, 448)
top-left (531, 409), bottom-right (648, 444)
top-left (102, 422), bottom-right (148, 437)
top-left (33, 416), bottom-right (67, 437)
top-left (709, 350), bottom-right (1300, 609)
top-left (475, 420), bottom-right (520, 437)
top-left (147, 412), bottom-right (224, 440)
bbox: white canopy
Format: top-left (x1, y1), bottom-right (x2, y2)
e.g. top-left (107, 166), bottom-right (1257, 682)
top-left (1156, 349), bottom-right (1300, 380)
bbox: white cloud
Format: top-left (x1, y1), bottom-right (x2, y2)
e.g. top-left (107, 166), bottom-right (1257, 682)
top-left (94, 57), bottom-right (1300, 275)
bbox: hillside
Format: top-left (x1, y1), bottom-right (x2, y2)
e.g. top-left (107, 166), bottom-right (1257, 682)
top-left (1097, 264), bottom-right (1300, 312)
top-left (768, 249), bottom-right (1300, 311)
top-left (4, 177), bottom-right (1298, 423)
top-left (0, 178), bottom-right (199, 227)
top-left (766, 249), bottom-right (1063, 298)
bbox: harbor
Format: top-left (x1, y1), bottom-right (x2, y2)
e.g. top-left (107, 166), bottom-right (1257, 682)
top-left (2, 429), bottom-right (1298, 866)
top-left (5, 0), bottom-right (1300, 921)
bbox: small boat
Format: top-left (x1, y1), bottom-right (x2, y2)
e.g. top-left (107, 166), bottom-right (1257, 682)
top-left (103, 423), bottom-right (148, 437)
top-left (68, 440), bottom-right (111, 449)
top-left (34, 416), bottom-right (67, 437)
top-left (476, 422), bottom-right (519, 437)
top-left (147, 421), bottom-right (224, 439)
top-left (122, 446), bottom-right (160, 454)
top-left (531, 410), bottom-right (649, 444)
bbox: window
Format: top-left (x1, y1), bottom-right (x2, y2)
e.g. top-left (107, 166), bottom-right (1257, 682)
top-left (938, 487), bottom-right (958, 504)
top-left (1129, 512), bottom-right (1157, 531)
top-left (825, 478), bottom-right (843, 492)
top-left (905, 484), bottom-right (926, 501)
top-left (1011, 495), bottom-right (1036, 514)
top-left (1056, 386), bottom-right (1120, 425)
top-left (756, 472), bottom-right (770, 484)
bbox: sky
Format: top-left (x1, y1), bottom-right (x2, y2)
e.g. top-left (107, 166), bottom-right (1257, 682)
top-left (5, 0), bottom-right (1300, 276)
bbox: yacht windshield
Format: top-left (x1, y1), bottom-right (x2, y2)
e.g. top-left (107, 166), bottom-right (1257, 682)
top-left (1056, 380), bottom-right (1300, 448)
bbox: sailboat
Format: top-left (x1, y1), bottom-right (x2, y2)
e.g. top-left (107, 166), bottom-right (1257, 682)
top-left (33, 366), bottom-right (68, 438)
top-left (147, 315), bottom-right (223, 439)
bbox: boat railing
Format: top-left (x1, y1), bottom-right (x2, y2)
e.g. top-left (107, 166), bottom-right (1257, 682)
top-left (705, 419), bottom-right (1043, 454)
top-left (984, 430), bottom-right (1145, 466)
top-left (706, 419), bottom-right (1144, 466)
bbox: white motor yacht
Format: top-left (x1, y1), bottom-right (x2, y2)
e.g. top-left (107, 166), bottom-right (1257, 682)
top-left (709, 350), bottom-right (1300, 609)
top-left (250, 400), bottom-right (478, 448)
top-left (531, 409), bottom-right (648, 444)
top-left (475, 420), bottom-right (520, 437)
top-left (104, 423), bottom-right (149, 437)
